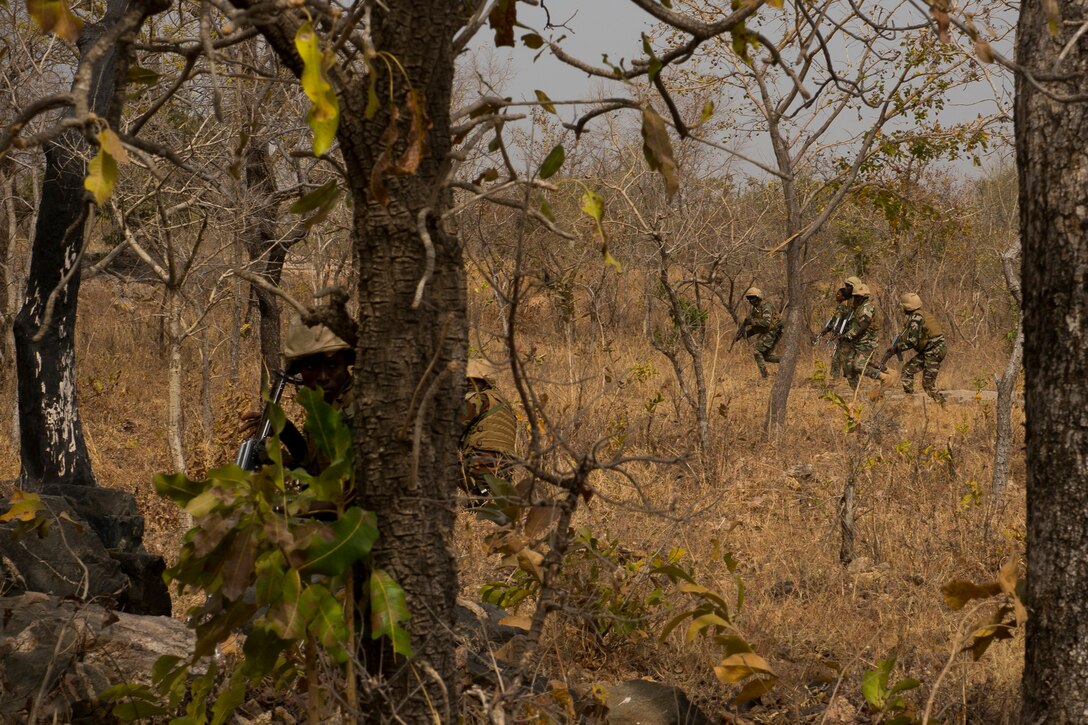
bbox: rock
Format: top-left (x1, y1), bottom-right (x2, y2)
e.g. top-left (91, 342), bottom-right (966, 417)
top-left (820, 695), bottom-right (858, 724)
top-left (0, 487), bottom-right (171, 615)
top-left (0, 593), bottom-right (195, 722)
top-left (602, 679), bottom-right (713, 725)
top-left (0, 494), bottom-right (129, 602)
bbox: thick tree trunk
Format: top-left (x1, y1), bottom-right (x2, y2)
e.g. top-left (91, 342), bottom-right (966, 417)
top-left (1017, 2), bottom-right (1088, 720)
top-left (12, 0), bottom-right (155, 489)
top-left (166, 286), bottom-right (186, 474)
top-left (236, 3), bottom-right (466, 718)
top-left (342, 10), bottom-right (464, 718)
top-left (766, 235), bottom-right (803, 437)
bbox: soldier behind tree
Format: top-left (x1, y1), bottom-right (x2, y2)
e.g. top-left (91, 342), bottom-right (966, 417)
top-left (840, 283), bottom-right (886, 389)
top-left (887, 293), bottom-right (947, 404)
top-left (738, 287), bottom-right (782, 379)
top-left (459, 359), bottom-right (518, 499)
top-left (240, 320), bottom-right (354, 475)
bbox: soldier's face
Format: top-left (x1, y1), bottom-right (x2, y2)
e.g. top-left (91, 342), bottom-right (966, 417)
top-left (297, 351), bottom-right (353, 402)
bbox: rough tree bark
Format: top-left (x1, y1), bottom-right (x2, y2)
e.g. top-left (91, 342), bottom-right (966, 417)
top-left (242, 140), bottom-right (303, 376)
top-left (231, 3), bottom-right (466, 718)
top-left (12, 0), bottom-right (134, 489)
top-left (991, 240), bottom-right (1022, 499)
top-left (1017, 2), bottom-right (1088, 720)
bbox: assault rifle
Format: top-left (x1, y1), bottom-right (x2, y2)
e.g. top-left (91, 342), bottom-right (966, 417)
top-left (235, 370), bottom-right (289, 471)
top-left (812, 311), bottom-right (853, 346)
top-left (730, 321), bottom-right (751, 351)
top-left (878, 333), bottom-right (905, 371)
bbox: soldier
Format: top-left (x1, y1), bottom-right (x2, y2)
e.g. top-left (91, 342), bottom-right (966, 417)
top-left (736, 287), bottom-right (782, 379)
top-left (839, 283), bottom-right (886, 389)
top-left (814, 284), bottom-right (854, 378)
top-left (460, 359), bottom-right (518, 499)
top-left (240, 320), bottom-right (354, 474)
top-left (886, 293), bottom-right (947, 403)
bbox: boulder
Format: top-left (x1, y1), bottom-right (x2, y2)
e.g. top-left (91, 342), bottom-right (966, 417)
top-left (0, 592), bottom-right (194, 723)
top-left (602, 679), bottom-right (714, 725)
top-left (0, 486), bottom-right (170, 615)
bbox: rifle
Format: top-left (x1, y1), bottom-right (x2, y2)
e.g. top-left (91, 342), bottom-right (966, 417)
top-left (878, 333), bottom-right (905, 371)
top-left (235, 370), bottom-right (289, 471)
top-left (730, 322), bottom-right (750, 351)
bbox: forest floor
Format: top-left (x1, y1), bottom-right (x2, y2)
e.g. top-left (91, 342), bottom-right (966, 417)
top-left (0, 279), bottom-right (1025, 723)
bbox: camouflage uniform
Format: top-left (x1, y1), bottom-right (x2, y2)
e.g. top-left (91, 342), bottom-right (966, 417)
top-left (829, 300), bottom-right (853, 378)
top-left (840, 293), bottom-right (884, 388)
top-left (743, 298), bottom-right (782, 378)
top-left (894, 308), bottom-right (947, 402)
top-left (460, 379), bottom-right (518, 497)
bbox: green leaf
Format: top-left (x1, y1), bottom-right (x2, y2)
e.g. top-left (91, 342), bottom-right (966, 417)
top-left (641, 34), bottom-right (663, 84)
top-left (220, 526), bottom-right (258, 601)
top-left (538, 144), bottom-right (565, 179)
top-left (300, 583), bottom-right (349, 662)
top-left (302, 507), bottom-right (378, 576)
top-left (522, 32), bottom-right (544, 49)
top-left (266, 569), bottom-right (305, 640)
top-left (861, 659), bottom-right (894, 709)
top-left (534, 89), bottom-right (557, 114)
top-left (290, 180), bottom-right (339, 215)
top-left (295, 21), bottom-right (339, 157)
top-left (126, 65), bottom-right (160, 85)
top-left (297, 387), bottom-right (353, 465)
top-left (26, 0), bottom-right (82, 42)
top-left (370, 568), bottom-right (413, 657)
top-left (153, 472), bottom-right (206, 507)
top-left (539, 199), bottom-right (555, 222)
top-left (210, 669), bottom-right (247, 725)
top-left (640, 107), bottom-right (678, 198)
top-left (889, 678), bottom-right (921, 695)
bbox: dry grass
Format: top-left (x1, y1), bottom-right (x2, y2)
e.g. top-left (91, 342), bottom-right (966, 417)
top-left (0, 275), bottom-right (1025, 722)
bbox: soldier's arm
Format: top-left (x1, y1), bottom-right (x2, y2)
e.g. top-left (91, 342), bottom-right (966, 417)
top-left (898, 317), bottom-right (922, 352)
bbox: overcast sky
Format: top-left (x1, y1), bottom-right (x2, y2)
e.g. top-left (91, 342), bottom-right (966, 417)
top-left (465, 0), bottom-right (1014, 178)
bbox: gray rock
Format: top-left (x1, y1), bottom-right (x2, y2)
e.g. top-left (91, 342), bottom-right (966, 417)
top-left (0, 592), bottom-right (195, 722)
top-left (603, 680), bottom-right (713, 725)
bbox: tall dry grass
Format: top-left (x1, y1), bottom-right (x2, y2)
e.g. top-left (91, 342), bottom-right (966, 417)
top-left (0, 269), bottom-right (1024, 722)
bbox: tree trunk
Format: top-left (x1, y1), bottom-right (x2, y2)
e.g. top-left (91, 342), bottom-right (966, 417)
top-left (0, 169), bottom-right (14, 383)
top-left (1017, 2), bottom-right (1088, 720)
top-left (235, 4), bottom-right (466, 718)
top-left (12, 0), bottom-right (161, 489)
top-left (343, 10), bottom-right (464, 716)
top-left (166, 286), bottom-right (186, 474)
top-left (992, 241), bottom-right (1022, 499)
top-left (766, 235), bottom-right (804, 437)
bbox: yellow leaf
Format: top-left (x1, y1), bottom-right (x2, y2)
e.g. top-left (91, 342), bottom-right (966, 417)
top-left (98, 128), bottom-right (129, 164)
top-left (534, 89), bottom-right (557, 114)
top-left (26, 0), bottom-right (82, 42)
top-left (640, 107), bottom-right (679, 198)
top-left (295, 22), bottom-right (339, 157)
top-left (0, 490), bottom-right (45, 523)
top-left (941, 579), bottom-right (1001, 610)
top-left (714, 652), bottom-right (774, 684)
top-left (499, 615), bottom-right (532, 631)
top-left (85, 142), bottom-right (118, 205)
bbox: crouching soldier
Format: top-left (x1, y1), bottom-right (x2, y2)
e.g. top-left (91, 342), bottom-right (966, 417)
top-left (840, 283), bottom-right (887, 389)
top-left (737, 287), bottom-right (782, 379)
top-left (460, 359), bottom-right (518, 499)
top-left (887, 293), bottom-right (947, 404)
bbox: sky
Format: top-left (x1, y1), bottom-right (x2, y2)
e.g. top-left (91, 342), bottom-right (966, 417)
top-left (465, 0), bottom-right (1016, 180)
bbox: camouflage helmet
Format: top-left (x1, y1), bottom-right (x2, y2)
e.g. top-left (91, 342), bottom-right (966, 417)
top-left (466, 358), bottom-right (502, 381)
top-left (900, 292), bottom-right (923, 312)
top-left (852, 283), bottom-right (871, 298)
top-left (844, 275), bottom-right (863, 290)
top-left (744, 287), bottom-right (763, 300)
top-left (284, 320), bottom-right (352, 365)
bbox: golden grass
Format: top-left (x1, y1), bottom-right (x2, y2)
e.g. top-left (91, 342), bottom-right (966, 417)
top-left (0, 276), bottom-right (1025, 721)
